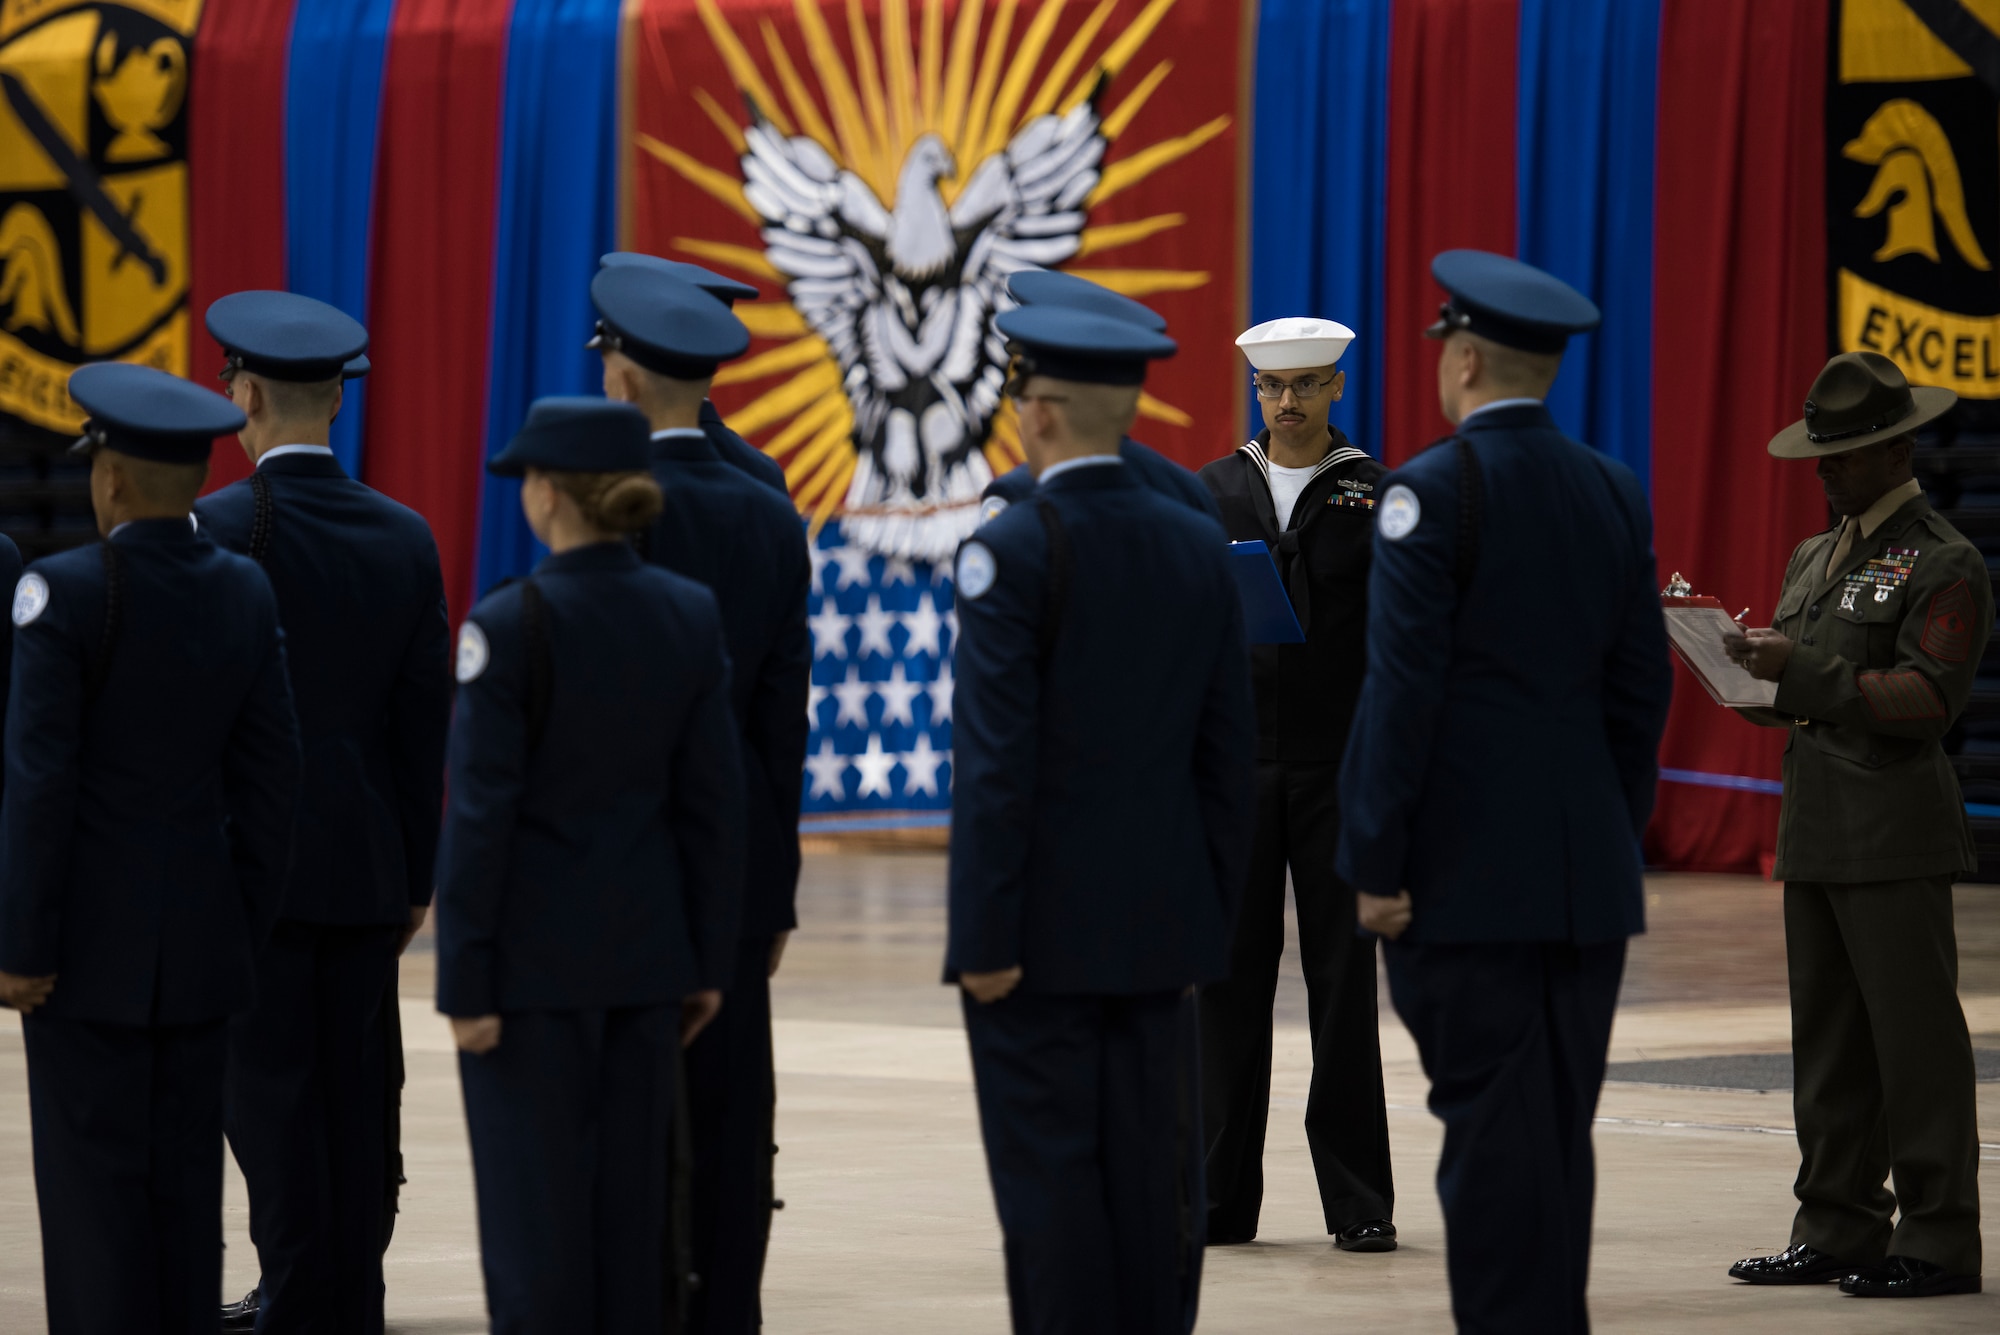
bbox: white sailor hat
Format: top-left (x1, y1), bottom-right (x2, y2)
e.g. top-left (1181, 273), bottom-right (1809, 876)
top-left (1234, 317), bottom-right (1355, 371)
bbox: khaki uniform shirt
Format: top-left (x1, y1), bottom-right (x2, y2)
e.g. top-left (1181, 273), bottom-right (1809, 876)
top-left (1752, 488), bottom-right (1993, 882)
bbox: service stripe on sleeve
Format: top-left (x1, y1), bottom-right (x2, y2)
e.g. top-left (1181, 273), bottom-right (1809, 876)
top-left (1857, 669), bottom-right (1945, 722)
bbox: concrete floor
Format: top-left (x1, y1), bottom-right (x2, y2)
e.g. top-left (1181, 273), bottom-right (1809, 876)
top-left (0, 856), bottom-right (1995, 1331)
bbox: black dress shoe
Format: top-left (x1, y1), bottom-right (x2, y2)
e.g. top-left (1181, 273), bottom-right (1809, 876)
top-left (1839, 1255), bottom-right (1982, 1297)
top-left (219, 1286), bottom-right (261, 1333)
top-left (1336, 1220), bottom-right (1398, 1253)
top-left (1727, 1242), bottom-right (1855, 1285)
top-left (1206, 1227), bottom-right (1257, 1246)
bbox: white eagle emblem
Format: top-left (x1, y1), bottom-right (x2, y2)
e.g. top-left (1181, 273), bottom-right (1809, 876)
top-left (740, 91), bottom-right (1108, 561)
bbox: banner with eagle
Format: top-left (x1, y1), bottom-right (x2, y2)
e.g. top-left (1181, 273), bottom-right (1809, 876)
top-left (0, 0), bottom-right (1965, 856)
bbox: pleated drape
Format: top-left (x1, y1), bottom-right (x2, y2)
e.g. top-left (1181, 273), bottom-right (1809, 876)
top-left (1644, 0), bottom-right (1830, 873)
top-left (285, 0), bottom-right (398, 475)
top-left (472, 0), bottom-right (626, 599)
top-left (1246, 0), bottom-right (1392, 457)
top-left (363, 0), bottom-right (513, 625)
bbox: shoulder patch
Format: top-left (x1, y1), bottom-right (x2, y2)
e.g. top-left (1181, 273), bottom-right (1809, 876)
top-left (455, 620), bottom-right (490, 684)
top-left (10, 572), bottom-right (47, 627)
top-left (955, 541), bottom-right (998, 600)
top-left (978, 495), bottom-right (1010, 526)
top-left (1378, 485), bottom-right (1421, 541)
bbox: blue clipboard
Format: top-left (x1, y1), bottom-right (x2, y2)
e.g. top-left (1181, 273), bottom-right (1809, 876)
top-left (1227, 541), bottom-right (1305, 644)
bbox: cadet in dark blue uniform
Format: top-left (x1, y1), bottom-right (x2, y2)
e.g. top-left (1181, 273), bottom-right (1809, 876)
top-left (0, 363), bottom-right (301, 1335)
top-left (591, 263), bottom-right (810, 1332)
top-left (948, 307), bottom-right (1257, 1334)
top-left (600, 252), bottom-right (788, 494)
top-left (436, 398), bottom-right (745, 1334)
top-left (977, 270), bottom-right (1220, 528)
top-left (1337, 251), bottom-right (1672, 1333)
top-left (192, 291), bottom-right (453, 1334)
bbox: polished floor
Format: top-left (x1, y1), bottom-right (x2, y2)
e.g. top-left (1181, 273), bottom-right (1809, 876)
top-left (0, 853), bottom-right (1994, 1331)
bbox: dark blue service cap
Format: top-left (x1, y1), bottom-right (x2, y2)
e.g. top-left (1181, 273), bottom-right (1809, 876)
top-left (1424, 250), bottom-right (1599, 355)
top-left (343, 354), bottom-right (370, 380)
top-left (600, 252), bottom-right (759, 306)
top-left (1006, 269), bottom-right (1167, 333)
top-left (994, 305), bottom-right (1177, 387)
top-left (588, 266), bottom-right (751, 380)
top-left (68, 362), bottom-right (245, 464)
top-left (488, 397), bottom-right (651, 477)
top-left (205, 290), bottom-right (369, 383)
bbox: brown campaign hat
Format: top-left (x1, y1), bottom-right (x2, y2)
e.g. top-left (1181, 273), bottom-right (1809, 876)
top-left (1767, 351), bottom-right (1957, 459)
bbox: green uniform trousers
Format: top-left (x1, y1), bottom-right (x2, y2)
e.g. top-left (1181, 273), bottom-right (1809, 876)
top-left (1785, 875), bottom-right (1981, 1275)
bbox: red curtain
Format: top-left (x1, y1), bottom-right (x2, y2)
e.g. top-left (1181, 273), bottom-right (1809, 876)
top-left (1644, 0), bottom-right (1829, 874)
top-left (361, 0), bottom-right (513, 626)
top-left (187, 0), bottom-right (299, 492)
top-left (1381, 0), bottom-right (1519, 468)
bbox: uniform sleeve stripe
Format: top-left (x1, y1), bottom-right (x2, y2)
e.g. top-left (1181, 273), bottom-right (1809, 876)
top-left (1857, 669), bottom-right (1945, 721)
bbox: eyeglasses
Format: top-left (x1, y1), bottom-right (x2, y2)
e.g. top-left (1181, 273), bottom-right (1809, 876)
top-left (1253, 375), bottom-right (1334, 401)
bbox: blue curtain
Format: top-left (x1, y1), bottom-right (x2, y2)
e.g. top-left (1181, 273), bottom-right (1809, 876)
top-left (1516, 0), bottom-right (1662, 487)
top-left (472, 0), bottom-right (626, 596)
top-left (285, 0), bottom-right (396, 475)
top-left (1246, 0), bottom-right (1392, 456)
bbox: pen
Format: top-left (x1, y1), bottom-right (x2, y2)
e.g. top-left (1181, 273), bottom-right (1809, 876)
top-left (1734, 607), bottom-right (1751, 626)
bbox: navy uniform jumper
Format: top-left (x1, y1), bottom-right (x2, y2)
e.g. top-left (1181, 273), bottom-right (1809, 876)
top-left (638, 426), bottom-right (810, 1334)
top-left (0, 517), bottom-right (302, 1334)
top-left (194, 446), bottom-right (451, 1330)
top-left (948, 457), bottom-right (1257, 1335)
top-left (436, 537), bottom-right (745, 1334)
top-left (1337, 400), bottom-right (1671, 1332)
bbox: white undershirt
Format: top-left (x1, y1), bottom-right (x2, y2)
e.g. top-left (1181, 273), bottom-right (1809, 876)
top-left (1266, 462), bottom-right (1318, 530)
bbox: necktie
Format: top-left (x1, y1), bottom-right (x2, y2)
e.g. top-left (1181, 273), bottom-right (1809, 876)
top-left (1825, 518), bottom-right (1857, 581)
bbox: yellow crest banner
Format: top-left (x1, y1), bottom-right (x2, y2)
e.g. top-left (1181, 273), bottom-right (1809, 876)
top-left (0, 0), bottom-right (199, 434)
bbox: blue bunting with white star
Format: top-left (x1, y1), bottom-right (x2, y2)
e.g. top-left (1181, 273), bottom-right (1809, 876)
top-left (802, 519), bottom-right (955, 818)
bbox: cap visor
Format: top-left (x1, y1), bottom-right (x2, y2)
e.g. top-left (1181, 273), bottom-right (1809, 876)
top-left (1422, 318), bottom-right (1450, 340)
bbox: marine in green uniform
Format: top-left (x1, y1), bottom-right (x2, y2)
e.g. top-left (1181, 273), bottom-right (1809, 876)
top-left (1724, 352), bottom-right (1987, 1299)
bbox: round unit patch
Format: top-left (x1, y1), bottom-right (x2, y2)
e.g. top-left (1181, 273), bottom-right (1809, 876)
top-left (11, 572), bottom-right (49, 627)
top-left (978, 495), bottom-right (1010, 526)
top-left (455, 621), bottom-right (491, 684)
top-left (1378, 485), bottom-right (1421, 541)
top-left (956, 541), bottom-right (998, 600)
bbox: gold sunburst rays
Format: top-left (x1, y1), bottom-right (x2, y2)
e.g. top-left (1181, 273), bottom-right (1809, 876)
top-left (657, 0), bottom-right (1224, 531)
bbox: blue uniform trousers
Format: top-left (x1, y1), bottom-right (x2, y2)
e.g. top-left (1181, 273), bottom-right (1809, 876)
top-left (225, 921), bottom-right (398, 1333)
top-left (686, 935), bottom-right (776, 1335)
top-left (461, 1005), bottom-right (676, 1334)
top-left (1384, 939), bottom-right (1626, 1335)
top-left (962, 989), bottom-right (1204, 1335)
top-left (23, 1014), bottom-right (228, 1335)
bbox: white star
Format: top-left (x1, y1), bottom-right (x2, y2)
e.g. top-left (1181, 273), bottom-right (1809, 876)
top-left (828, 544), bottom-right (873, 590)
top-left (806, 680), bottom-right (828, 728)
top-left (805, 739), bottom-right (848, 799)
top-left (882, 556), bottom-right (917, 586)
top-left (855, 595), bottom-right (898, 659)
top-left (901, 592), bottom-right (943, 658)
top-left (877, 664), bottom-right (922, 727)
top-left (926, 660), bottom-right (954, 725)
top-left (832, 666), bottom-right (873, 729)
top-left (809, 601), bottom-right (852, 660)
top-left (808, 542), bottom-right (832, 592)
top-left (944, 606), bottom-right (959, 652)
top-left (900, 733), bottom-right (946, 797)
top-left (853, 733), bottom-right (898, 799)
